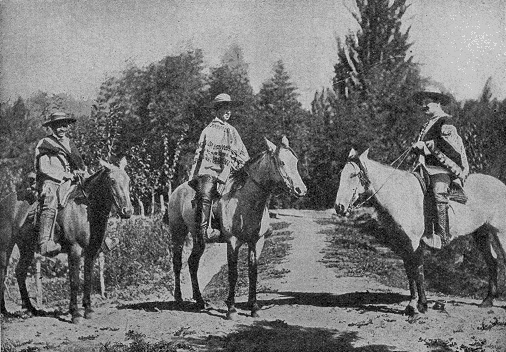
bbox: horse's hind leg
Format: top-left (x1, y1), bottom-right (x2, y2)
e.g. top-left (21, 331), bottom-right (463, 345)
top-left (188, 235), bottom-right (206, 309)
top-left (473, 229), bottom-right (499, 308)
top-left (15, 237), bottom-right (38, 315)
top-left (1, 241), bottom-right (16, 315)
top-left (171, 225), bottom-right (186, 304)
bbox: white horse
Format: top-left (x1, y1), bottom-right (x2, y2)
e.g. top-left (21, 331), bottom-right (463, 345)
top-left (335, 148), bottom-right (506, 315)
top-left (167, 137), bottom-right (307, 320)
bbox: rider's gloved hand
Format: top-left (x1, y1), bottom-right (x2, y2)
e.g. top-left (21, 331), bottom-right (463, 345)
top-left (411, 141), bottom-right (426, 150)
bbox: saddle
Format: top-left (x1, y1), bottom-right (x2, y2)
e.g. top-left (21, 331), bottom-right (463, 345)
top-left (412, 166), bottom-right (468, 204)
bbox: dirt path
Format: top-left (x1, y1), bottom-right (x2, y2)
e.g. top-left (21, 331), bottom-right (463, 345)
top-left (2, 210), bottom-right (506, 352)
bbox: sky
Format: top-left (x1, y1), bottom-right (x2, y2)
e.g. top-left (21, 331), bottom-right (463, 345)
top-left (1, 0), bottom-right (505, 108)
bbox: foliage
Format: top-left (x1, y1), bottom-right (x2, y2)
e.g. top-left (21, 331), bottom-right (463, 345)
top-left (104, 216), bottom-right (173, 292)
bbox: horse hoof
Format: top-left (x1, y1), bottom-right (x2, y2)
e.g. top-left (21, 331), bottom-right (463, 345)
top-left (251, 310), bottom-right (260, 318)
top-left (226, 311), bottom-right (238, 321)
top-left (404, 305), bottom-right (416, 317)
top-left (72, 315), bottom-right (83, 324)
top-left (478, 299), bottom-right (493, 308)
top-left (407, 313), bottom-right (421, 324)
top-left (84, 309), bottom-right (95, 319)
top-left (417, 302), bottom-right (428, 314)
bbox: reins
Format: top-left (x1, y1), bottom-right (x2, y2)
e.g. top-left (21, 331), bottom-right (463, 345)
top-left (348, 147), bottom-right (411, 211)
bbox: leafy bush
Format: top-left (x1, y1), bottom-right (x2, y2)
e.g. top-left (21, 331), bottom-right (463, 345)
top-left (104, 216), bottom-right (173, 294)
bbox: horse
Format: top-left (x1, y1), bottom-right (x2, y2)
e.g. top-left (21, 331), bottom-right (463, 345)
top-left (0, 157), bottom-right (133, 324)
top-left (167, 136), bottom-right (307, 320)
top-left (334, 148), bottom-right (506, 316)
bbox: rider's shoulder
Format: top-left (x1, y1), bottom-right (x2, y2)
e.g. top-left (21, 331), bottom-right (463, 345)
top-left (441, 124), bottom-right (457, 136)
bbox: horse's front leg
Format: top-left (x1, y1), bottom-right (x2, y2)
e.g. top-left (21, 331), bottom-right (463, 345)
top-left (474, 230), bottom-right (498, 308)
top-left (83, 249), bottom-right (99, 319)
top-left (188, 236), bottom-right (206, 309)
top-left (247, 237), bottom-right (264, 318)
top-left (403, 253), bottom-right (427, 317)
top-left (226, 243), bottom-right (240, 320)
top-left (68, 245), bottom-right (83, 324)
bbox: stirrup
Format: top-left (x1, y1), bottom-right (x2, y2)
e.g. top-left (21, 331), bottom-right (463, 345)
top-left (421, 235), bottom-right (442, 250)
top-left (40, 241), bottom-right (62, 257)
top-left (205, 228), bottom-right (222, 242)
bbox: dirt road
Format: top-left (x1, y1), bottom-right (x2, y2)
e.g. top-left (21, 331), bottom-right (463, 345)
top-left (2, 209), bottom-right (506, 351)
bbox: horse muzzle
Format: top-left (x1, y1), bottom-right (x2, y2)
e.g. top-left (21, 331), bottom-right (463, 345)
top-left (334, 203), bottom-right (350, 217)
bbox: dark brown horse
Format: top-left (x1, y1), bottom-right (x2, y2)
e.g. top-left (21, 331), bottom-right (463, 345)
top-left (167, 137), bottom-right (307, 319)
top-left (1, 158), bottom-right (133, 324)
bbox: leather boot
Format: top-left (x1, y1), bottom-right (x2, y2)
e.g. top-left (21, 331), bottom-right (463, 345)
top-left (435, 202), bottom-right (451, 247)
top-left (38, 208), bottom-right (61, 257)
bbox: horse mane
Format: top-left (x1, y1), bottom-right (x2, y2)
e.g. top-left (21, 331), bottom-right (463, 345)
top-left (83, 168), bottom-right (107, 192)
top-left (230, 151), bottom-right (268, 187)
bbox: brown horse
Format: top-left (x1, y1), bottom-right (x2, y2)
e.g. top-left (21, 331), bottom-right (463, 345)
top-left (167, 137), bottom-right (307, 320)
top-left (1, 158), bottom-right (133, 324)
top-left (334, 149), bottom-right (506, 316)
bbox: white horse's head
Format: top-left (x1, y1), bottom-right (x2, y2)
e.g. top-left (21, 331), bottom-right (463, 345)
top-left (334, 148), bottom-right (371, 216)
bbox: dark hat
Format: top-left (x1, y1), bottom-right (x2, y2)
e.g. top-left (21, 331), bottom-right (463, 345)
top-left (42, 112), bottom-right (76, 127)
top-left (210, 93), bottom-right (243, 109)
top-left (413, 86), bottom-right (451, 106)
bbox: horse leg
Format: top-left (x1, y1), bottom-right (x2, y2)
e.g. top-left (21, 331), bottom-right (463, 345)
top-left (171, 225), bottom-right (186, 304)
top-left (247, 238), bottom-right (263, 318)
top-left (225, 243), bottom-right (240, 320)
top-left (1, 241), bottom-right (16, 315)
top-left (83, 250), bottom-right (99, 319)
top-left (68, 246), bottom-right (83, 324)
top-left (403, 250), bottom-right (427, 316)
top-left (15, 240), bottom-right (38, 315)
top-left (474, 229), bottom-right (498, 308)
top-left (188, 237), bottom-right (206, 309)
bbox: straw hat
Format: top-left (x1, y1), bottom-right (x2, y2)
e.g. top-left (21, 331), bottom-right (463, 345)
top-left (42, 112), bottom-right (76, 127)
top-left (210, 93), bottom-right (243, 109)
top-left (412, 86), bottom-right (451, 106)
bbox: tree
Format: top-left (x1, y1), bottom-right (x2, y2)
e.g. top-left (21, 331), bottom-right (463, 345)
top-left (306, 0), bottom-right (424, 208)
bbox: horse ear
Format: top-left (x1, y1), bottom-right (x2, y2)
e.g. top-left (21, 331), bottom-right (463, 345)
top-left (264, 137), bottom-right (276, 153)
top-left (360, 148), bottom-right (370, 160)
top-left (281, 135), bottom-right (289, 148)
top-left (119, 157), bottom-right (127, 170)
top-left (99, 159), bottom-right (113, 170)
top-left (348, 148), bottom-right (358, 159)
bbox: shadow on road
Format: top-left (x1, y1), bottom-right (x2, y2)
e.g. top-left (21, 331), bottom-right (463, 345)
top-left (184, 319), bottom-right (407, 352)
top-left (240, 290), bottom-right (410, 315)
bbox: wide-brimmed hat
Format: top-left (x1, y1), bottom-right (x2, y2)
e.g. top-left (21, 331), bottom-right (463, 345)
top-left (209, 93), bottom-right (243, 109)
top-left (42, 112), bottom-right (76, 127)
top-left (412, 86), bottom-right (451, 106)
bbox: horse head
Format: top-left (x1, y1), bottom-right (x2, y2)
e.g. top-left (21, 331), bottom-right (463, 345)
top-left (264, 136), bottom-right (307, 198)
top-left (334, 148), bottom-right (372, 216)
top-left (98, 157), bottom-right (134, 219)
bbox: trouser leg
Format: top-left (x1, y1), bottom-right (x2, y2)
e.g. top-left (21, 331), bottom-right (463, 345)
top-left (431, 173), bottom-right (451, 246)
top-left (38, 181), bottom-right (61, 257)
top-left (194, 175), bottom-right (220, 243)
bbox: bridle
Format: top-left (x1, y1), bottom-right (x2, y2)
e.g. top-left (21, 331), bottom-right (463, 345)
top-left (342, 159), bottom-right (373, 213)
top-left (247, 146), bottom-right (299, 195)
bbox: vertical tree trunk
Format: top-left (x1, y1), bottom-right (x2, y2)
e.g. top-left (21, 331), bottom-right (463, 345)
top-left (151, 190), bottom-right (155, 216)
top-left (160, 194), bottom-right (165, 215)
top-left (137, 198), bottom-right (145, 217)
